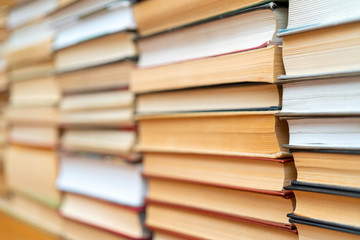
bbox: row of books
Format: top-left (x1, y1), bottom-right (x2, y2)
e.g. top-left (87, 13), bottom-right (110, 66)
top-left (132, 1), bottom-right (298, 240)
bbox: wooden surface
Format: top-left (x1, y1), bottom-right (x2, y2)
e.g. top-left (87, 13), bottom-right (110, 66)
top-left (0, 210), bottom-right (62, 240)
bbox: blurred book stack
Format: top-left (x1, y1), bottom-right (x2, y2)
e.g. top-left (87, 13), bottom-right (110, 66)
top-left (0, 11), bottom-right (8, 198)
top-left (3, 0), bottom-right (67, 236)
top-left (278, 1), bottom-right (360, 239)
top-left (131, 1), bottom-right (298, 239)
top-left (53, 1), bottom-right (149, 240)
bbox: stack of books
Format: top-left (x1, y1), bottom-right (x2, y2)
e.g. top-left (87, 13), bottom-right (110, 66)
top-left (3, 0), bottom-right (72, 236)
top-left (132, 1), bottom-right (298, 239)
top-left (278, 0), bottom-right (360, 239)
top-left (0, 7), bottom-right (8, 198)
top-left (54, 1), bottom-right (149, 240)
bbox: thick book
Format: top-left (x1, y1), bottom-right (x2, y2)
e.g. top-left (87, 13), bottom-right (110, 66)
top-left (9, 194), bottom-right (63, 236)
top-left (137, 111), bottom-right (290, 158)
top-left (55, 32), bottom-right (137, 73)
top-left (143, 152), bottom-right (295, 192)
top-left (134, 0), bottom-right (287, 36)
top-left (8, 124), bottom-right (58, 149)
top-left (10, 77), bottom-right (60, 107)
top-left (4, 145), bottom-right (61, 208)
top-left (291, 149), bottom-right (360, 190)
top-left (5, 106), bottom-right (58, 125)
top-left (61, 129), bottom-right (139, 160)
top-left (136, 3), bottom-right (287, 68)
top-left (57, 153), bottom-right (146, 207)
top-left (8, 61), bottom-right (54, 83)
top-left (136, 84), bottom-right (280, 114)
top-left (54, 1), bottom-right (135, 50)
top-left (146, 202), bottom-right (297, 240)
top-left (290, 215), bottom-right (360, 239)
top-left (279, 0), bottom-right (360, 36)
top-left (283, 116), bottom-right (360, 150)
top-left (279, 73), bottom-right (360, 114)
top-left (285, 181), bottom-right (360, 229)
top-left (61, 193), bottom-right (150, 240)
top-left (64, 219), bottom-right (131, 240)
top-left (6, 21), bottom-right (54, 68)
top-left (280, 21), bottom-right (360, 77)
top-left (60, 89), bottom-right (134, 127)
top-left (8, 0), bottom-right (58, 29)
top-left (131, 45), bottom-right (283, 94)
top-left (58, 61), bottom-right (134, 94)
top-left (146, 177), bottom-right (295, 228)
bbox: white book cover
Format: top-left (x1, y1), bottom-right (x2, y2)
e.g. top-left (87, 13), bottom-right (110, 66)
top-left (57, 154), bottom-right (146, 207)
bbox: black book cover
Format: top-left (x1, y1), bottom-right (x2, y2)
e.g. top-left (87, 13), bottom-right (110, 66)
top-left (289, 213), bottom-right (360, 235)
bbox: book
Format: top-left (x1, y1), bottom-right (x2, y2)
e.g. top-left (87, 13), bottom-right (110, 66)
top-left (291, 149), bottom-right (360, 189)
top-left (137, 111), bottom-right (290, 158)
top-left (136, 84), bottom-right (280, 114)
top-left (54, 1), bottom-right (136, 50)
top-left (131, 45), bottom-right (283, 93)
top-left (291, 216), bottom-right (360, 240)
top-left (60, 89), bottom-right (134, 127)
top-left (8, 125), bottom-right (58, 148)
top-left (284, 116), bottom-right (360, 150)
top-left (4, 145), bottom-right (61, 208)
top-left (7, 0), bottom-right (58, 29)
top-left (136, 3), bottom-right (287, 68)
top-left (5, 106), bottom-right (58, 125)
top-left (58, 61), bottom-right (134, 94)
top-left (282, 0), bottom-right (360, 34)
top-left (10, 77), bottom-right (60, 107)
top-left (146, 177), bottom-right (294, 228)
top-left (152, 231), bottom-right (186, 240)
top-left (6, 21), bottom-right (54, 68)
top-left (280, 21), bottom-right (360, 76)
top-left (146, 202), bottom-right (298, 240)
top-left (280, 73), bottom-right (360, 114)
top-left (55, 32), bottom-right (137, 73)
top-left (49, 0), bottom-right (120, 27)
top-left (9, 194), bottom-right (63, 236)
top-left (61, 129), bottom-right (138, 159)
top-left (134, 0), bottom-right (287, 36)
top-left (286, 182), bottom-right (360, 229)
top-left (8, 61), bottom-right (53, 83)
top-left (61, 193), bottom-right (150, 240)
top-left (64, 219), bottom-right (130, 240)
top-left (143, 152), bottom-right (295, 192)
top-left (57, 153), bottom-right (146, 207)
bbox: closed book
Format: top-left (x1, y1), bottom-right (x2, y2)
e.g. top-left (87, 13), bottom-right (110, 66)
top-left (131, 46), bottom-right (283, 94)
top-left (285, 181), bottom-right (360, 230)
top-left (61, 129), bottom-right (138, 160)
top-left (291, 149), bottom-right (360, 190)
top-left (146, 177), bottom-right (295, 228)
top-left (55, 32), bottom-right (137, 73)
top-left (146, 202), bottom-right (297, 240)
top-left (136, 3), bottom-right (287, 68)
top-left (280, 21), bottom-right (360, 76)
top-left (137, 111), bottom-right (290, 158)
top-left (61, 193), bottom-right (150, 240)
top-left (57, 153), bottom-right (146, 207)
top-left (280, 73), bottom-right (360, 114)
top-left (58, 61), bottom-right (134, 94)
top-left (4, 145), bottom-right (61, 208)
top-left (143, 152), bottom-right (295, 192)
top-left (290, 216), bottom-right (360, 239)
top-left (284, 116), bottom-right (360, 150)
top-left (136, 84), bottom-right (280, 114)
